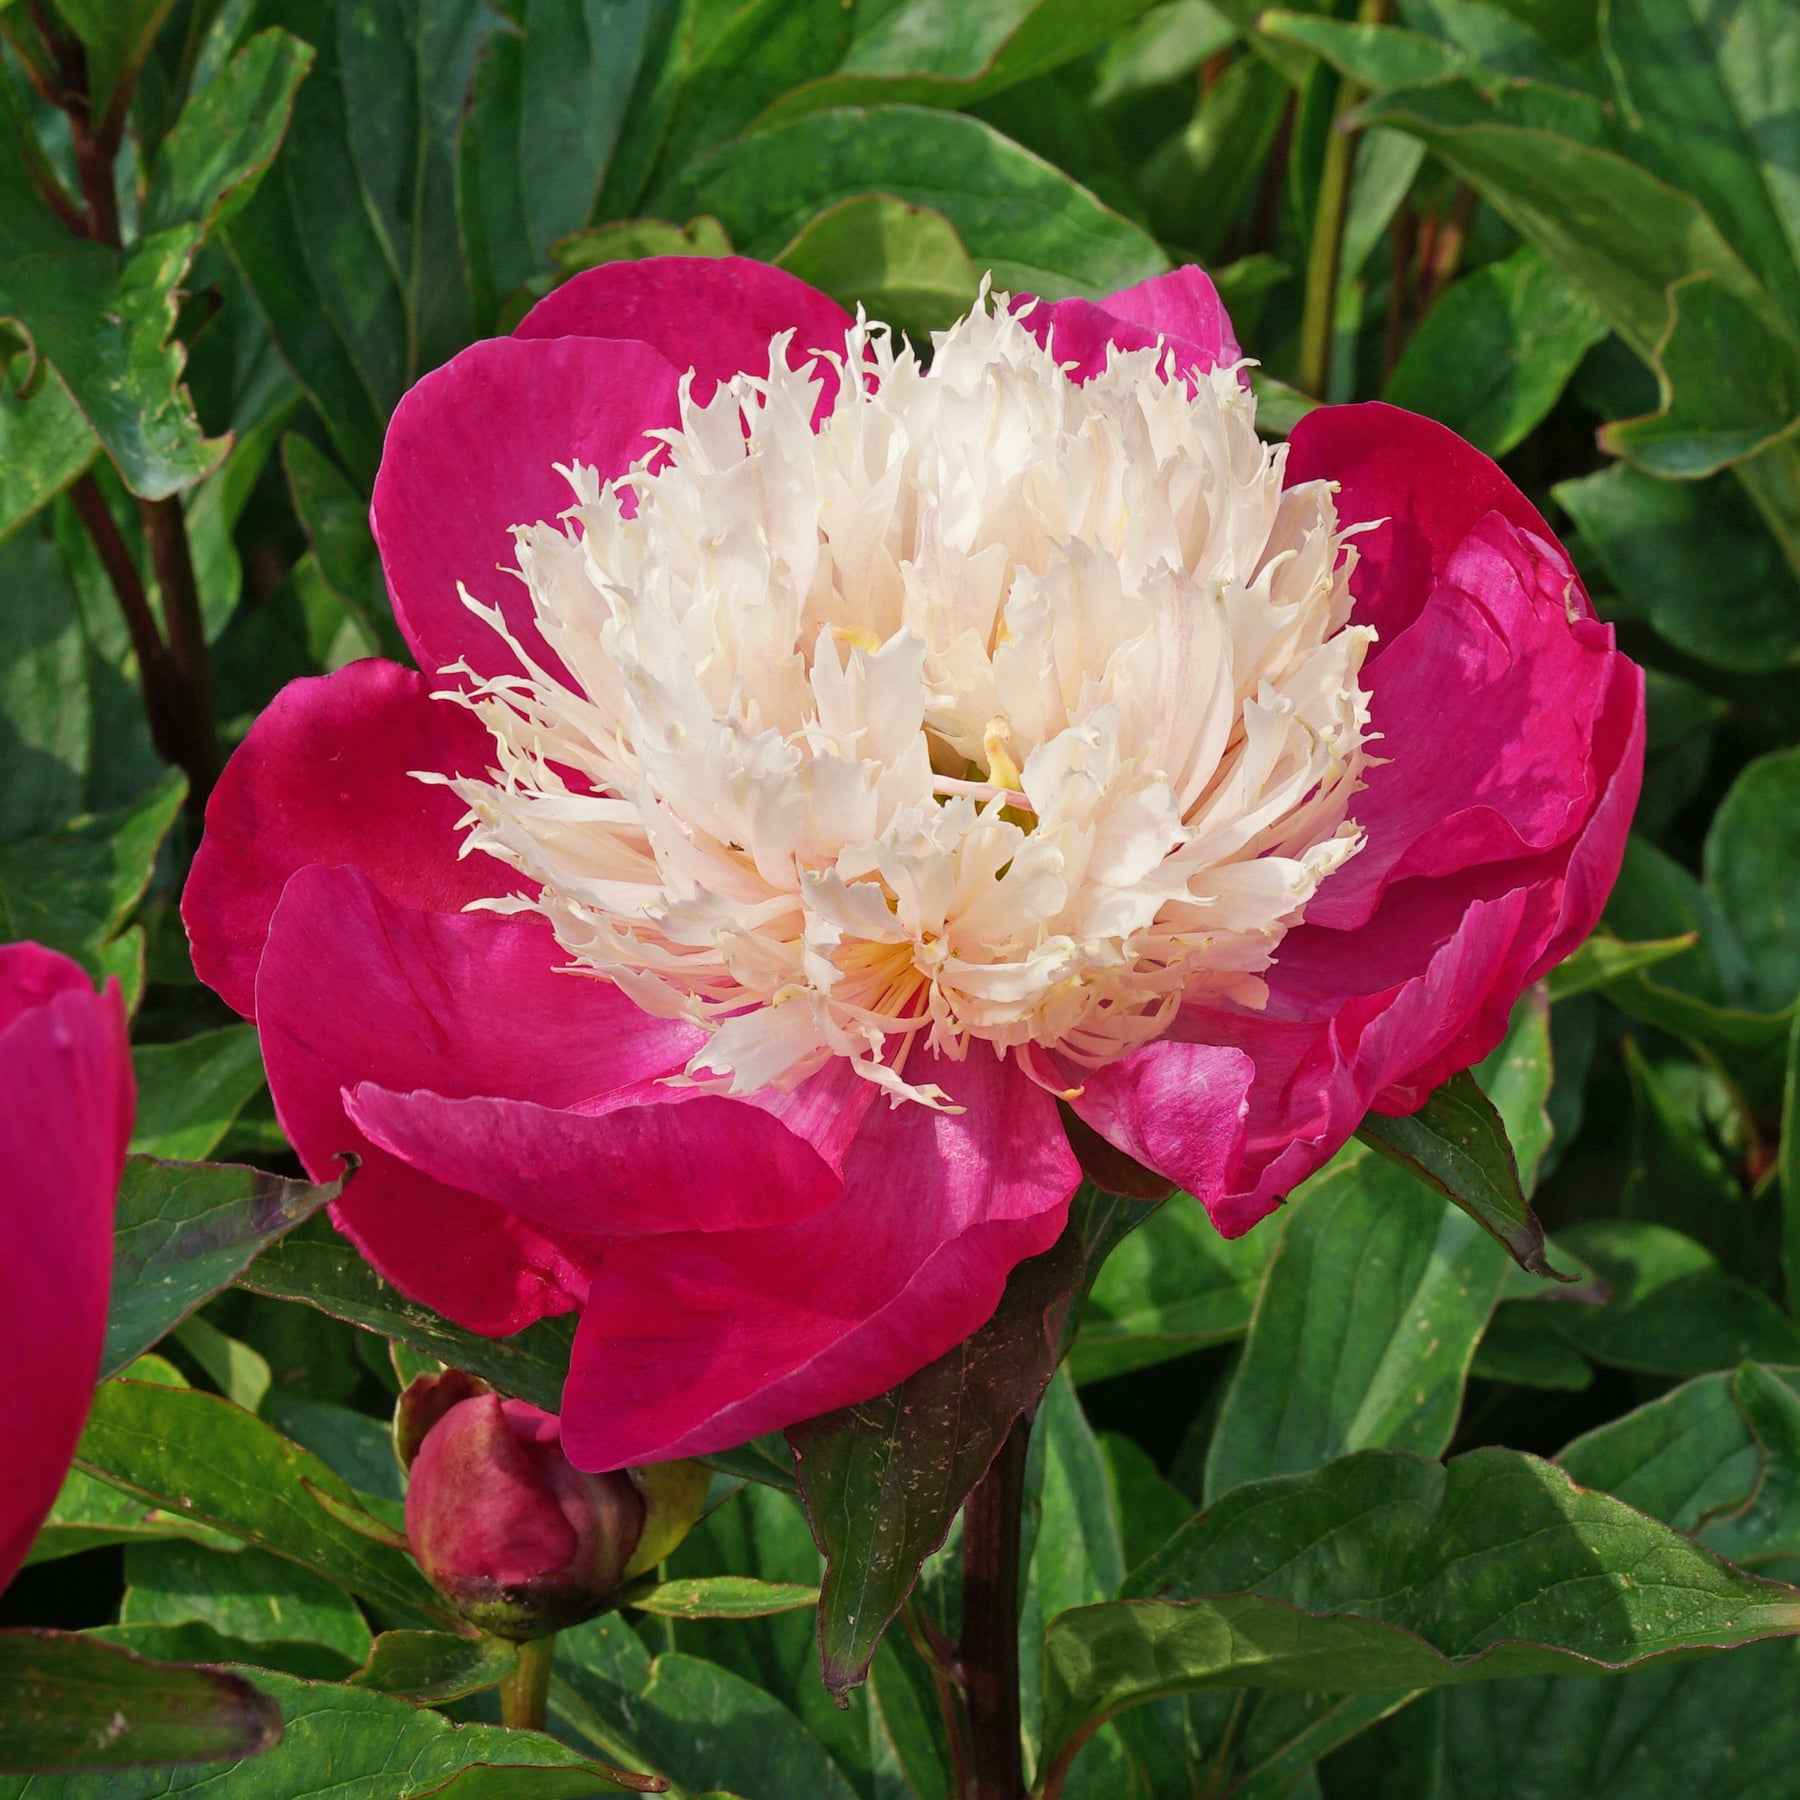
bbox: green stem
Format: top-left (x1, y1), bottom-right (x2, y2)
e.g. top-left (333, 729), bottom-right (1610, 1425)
top-left (498, 1633), bottom-right (556, 1731)
top-left (1296, 71), bottom-right (1360, 400)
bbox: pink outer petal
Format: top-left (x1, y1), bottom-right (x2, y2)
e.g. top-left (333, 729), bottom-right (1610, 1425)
top-left (1065, 1042), bottom-right (1252, 1204)
top-left (513, 257), bottom-right (857, 408)
top-left (1017, 264), bottom-right (1242, 387)
top-left (559, 1050), bottom-right (1081, 1470)
top-left (372, 334), bottom-right (682, 685)
top-left (256, 865), bottom-right (702, 1334)
top-left (344, 1082), bottom-right (844, 1239)
top-left (183, 660), bottom-right (502, 1020)
top-left (0, 952), bottom-right (131, 1589)
top-left (1287, 401), bottom-right (1585, 655)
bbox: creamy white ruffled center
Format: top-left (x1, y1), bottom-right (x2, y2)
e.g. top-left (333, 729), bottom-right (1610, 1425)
top-left (439, 295), bottom-right (1375, 1107)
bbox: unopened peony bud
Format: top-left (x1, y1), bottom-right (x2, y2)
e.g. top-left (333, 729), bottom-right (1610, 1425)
top-left (405, 1391), bottom-right (645, 1639)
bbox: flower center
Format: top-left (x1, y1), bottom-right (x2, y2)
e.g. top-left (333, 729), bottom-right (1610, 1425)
top-left (440, 296), bottom-right (1375, 1106)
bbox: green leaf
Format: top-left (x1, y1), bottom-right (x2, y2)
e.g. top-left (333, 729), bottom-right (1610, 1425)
top-left (1092, 0), bottom-right (1238, 106)
top-left (1357, 1070), bottom-right (1564, 1279)
top-left (121, 1538), bottom-right (370, 1671)
top-left (673, 105), bottom-right (1169, 298)
top-left (1557, 461), bottom-right (1800, 674)
top-left (24, 1466), bottom-right (241, 1567)
top-left (0, 111), bottom-right (225, 500)
top-left (349, 1631), bottom-right (518, 1704)
top-left (1036, 1446), bottom-right (1800, 1784)
top-left (102, 1154), bottom-right (346, 1379)
top-left (624, 1576), bottom-right (819, 1620)
top-left (1070, 1192), bottom-right (1270, 1384)
top-left (751, 0), bottom-right (1163, 125)
top-left (1785, 1010), bottom-right (1800, 1314)
top-left (141, 30), bottom-right (314, 237)
top-left (455, 0), bottom-right (684, 330)
top-left (788, 1184), bottom-right (1159, 1698)
top-left (1259, 12), bottom-right (1484, 88)
top-left (549, 214), bottom-right (732, 278)
top-left (1705, 747), bottom-right (1800, 1013)
top-left (774, 193), bottom-right (980, 345)
top-left (1469, 1302), bottom-right (1595, 1390)
top-left (262, 1393), bottom-right (406, 1504)
top-left (0, 767), bottom-right (183, 990)
top-left (1351, 75), bottom-right (1767, 366)
top-left (1203, 1149), bottom-right (1510, 1501)
top-left (281, 433), bottom-right (402, 654)
top-left (72, 1377), bottom-right (449, 1623)
top-left (1543, 1220), bottom-right (1800, 1375)
top-left (0, 1665), bottom-right (663, 1798)
top-left (1601, 272), bottom-right (1800, 477)
top-left (1548, 929), bottom-right (1698, 999)
top-left (0, 369), bottom-right (95, 543)
top-left (0, 521), bottom-right (91, 842)
top-left (1383, 243), bottom-right (1606, 455)
top-left (237, 1213), bottom-right (576, 1412)
top-left (1100, 1432), bottom-right (1192, 1576)
top-left (554, 1620), bottom-right (858, 1800)
top-left (1602, 0), bottom-right (1800, 322)
top-left (173, 1316), bottom-right (272, 1415)
top-left (129, 1026), bottom-right (266, 1161)
top-left (0, 1629), bottom-right (279, 1776)
top-left (88, 1620), bottom-right (352, 1683)
top-left (228, 0), bottom-right (494, 484)
top-left (51, 0), bottom-right (179, 129)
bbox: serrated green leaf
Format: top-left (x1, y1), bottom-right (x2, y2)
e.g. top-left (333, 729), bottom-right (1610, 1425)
top-left (102, 1154), bottom-right (345, 1379)
top-left (673, 104), bottom-right (1168, 298)
top-left (141, 29), bottom-right (313, 237)
top-left (0, 1629), bottom-right (279, 1776)
top-left (1036, 1446), bottom-right (1800, 1784)
top-left (73, 1377), bottom-right (449, 1623)
top-left (237, 1213), bottom-right (575, 1412)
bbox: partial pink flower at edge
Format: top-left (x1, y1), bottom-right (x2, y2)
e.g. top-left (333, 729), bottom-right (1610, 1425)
top-left (181, 254), bottom-right (1641, 1471)
top-left (0, 944), bottom-right (133, 1589)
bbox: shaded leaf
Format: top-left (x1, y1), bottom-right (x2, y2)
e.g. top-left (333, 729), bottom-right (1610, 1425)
top-left (237, 1212), bottom-right (575, 1413)
top-left (0, 768), bottom-right (184, 986)
top-left (0, 522), bottom-right (91, 842)
top-left (788, 1185), bottom-right (1158, 1698)
top-left (128, 1026), bottom-right (266, 1162)
top-left (1705, 746), bottom-right (1800, 1013)
top-left (349, 1631), bottom-right (518, 1704)
top-left (0, 1630), bottom-right (278, 1775)
top-left (0, 372), bottom-right (95, 543)
top-left (1384, 243), bottom-right (1606, 455)
top-left (102, 1154), bottom-right (345, 1379)
top-left (1548, 930), bottom-right (1698, 999)
top-left (73, 1377), bottom-right (449, 1623)
top-left (281, 433), bottom-right (402, 653)
top-left (1037, 1446), bottom-right (1800, 1783)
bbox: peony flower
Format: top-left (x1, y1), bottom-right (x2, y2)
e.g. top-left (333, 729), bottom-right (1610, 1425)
top-left (0, 943), bottom-right (133, 1588)
top-left (183, 257), bottom-right (1641, 1471)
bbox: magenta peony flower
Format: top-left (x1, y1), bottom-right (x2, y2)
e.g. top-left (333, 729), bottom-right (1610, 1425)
top-left (0, 944), bottom-right (133, 1587)
top-left (183, 257), bottom-right (1641, 1470)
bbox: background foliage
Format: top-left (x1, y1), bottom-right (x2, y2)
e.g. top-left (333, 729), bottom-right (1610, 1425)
top-left (3, 0), bottom-right (1799, 1795)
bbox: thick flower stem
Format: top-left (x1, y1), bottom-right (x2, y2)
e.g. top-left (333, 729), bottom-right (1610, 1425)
top-left (958, 1414), bottom-right (1030, 1800)
top-left (498, 1633), bottom-right (557, 1731)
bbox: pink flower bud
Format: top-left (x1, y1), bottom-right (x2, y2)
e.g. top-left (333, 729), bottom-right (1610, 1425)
top-left (404, 1391), bottom-right (644, 1639)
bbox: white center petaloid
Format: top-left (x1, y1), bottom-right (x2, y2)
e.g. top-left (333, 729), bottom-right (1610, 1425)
top-left (441, 296), bottom-right (1375, 1107)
